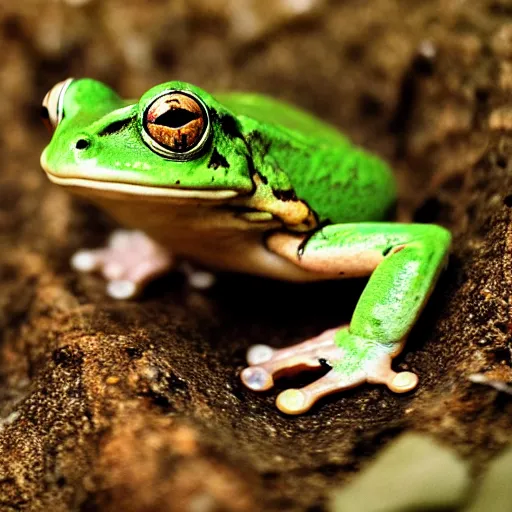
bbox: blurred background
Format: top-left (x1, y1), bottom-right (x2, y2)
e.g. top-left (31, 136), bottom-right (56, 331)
top-left (1, 1), bottom-right (511, 511)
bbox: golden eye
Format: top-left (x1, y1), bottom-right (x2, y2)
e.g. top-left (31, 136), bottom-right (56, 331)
top-left (41, 78), bottom-right (74, 131)
top-left (142, 92), bottom-right (209, 158)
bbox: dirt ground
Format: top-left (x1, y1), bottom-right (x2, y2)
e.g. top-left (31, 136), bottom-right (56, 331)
top-left (1, 0), bottom-right (512, 510)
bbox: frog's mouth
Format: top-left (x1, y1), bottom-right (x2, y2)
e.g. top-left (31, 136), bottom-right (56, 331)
top-left (44, 172), bottom-right (239, 201)
top-left (40, 149), bottom-right (240, 201)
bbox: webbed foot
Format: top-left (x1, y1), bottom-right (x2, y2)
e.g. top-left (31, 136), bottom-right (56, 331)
top-left (71, 230), bottom-right (173, 299)
top-left (241, 327), bottom-right (417, 415)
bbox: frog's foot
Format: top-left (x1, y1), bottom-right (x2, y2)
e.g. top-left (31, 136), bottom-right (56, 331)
top-left (241, 328), bottom-right (418, 415)
top-left (71, 230), bottom-right (173, 299)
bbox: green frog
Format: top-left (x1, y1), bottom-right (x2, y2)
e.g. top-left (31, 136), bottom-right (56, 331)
top-left (40, 78), bottom-right (451, 415)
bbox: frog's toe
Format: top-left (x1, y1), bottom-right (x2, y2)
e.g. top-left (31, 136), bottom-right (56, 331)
top-left (242, 349), bottom-right (325, 390)
top-left (240, 366), bottom-right (274, 391)
top-left (247, 344), bottom-right (275, 365)
top-left (105, 259), bottom-right (170, 299)
top-left (241, 328), bottom-right (345, 394)
top-left (276, 368), bottom-right (366, 415)
top-left (276, 389), bottom-right (309, 415)
top-left (386, 371), bottom-right (418, 393)
top-left (106, 279), bottom-right (138, 300)
top-left (104, 261), bottom-right (126, 281)
top-left (71, 249), bottom-right (103, 272)
top-left (365, 353), bottom-right (419, 393)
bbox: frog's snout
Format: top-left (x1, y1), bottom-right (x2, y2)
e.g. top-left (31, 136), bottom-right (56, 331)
top-left (41, 78), bottom-right (75, 133)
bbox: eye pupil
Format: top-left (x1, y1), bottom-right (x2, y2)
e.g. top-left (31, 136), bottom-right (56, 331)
top-left (154, 108), bottom-right (199, 128)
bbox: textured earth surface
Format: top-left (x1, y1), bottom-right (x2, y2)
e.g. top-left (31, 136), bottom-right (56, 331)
top-left (1, 0), bottom-right (512, 510)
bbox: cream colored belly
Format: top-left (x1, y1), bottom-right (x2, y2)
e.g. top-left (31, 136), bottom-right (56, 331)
top-left (89, 194), bottom-right (335, 282)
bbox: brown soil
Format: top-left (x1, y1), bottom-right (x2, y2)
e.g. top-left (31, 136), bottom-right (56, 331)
top-left (1, 0), bottom-right (512, 510)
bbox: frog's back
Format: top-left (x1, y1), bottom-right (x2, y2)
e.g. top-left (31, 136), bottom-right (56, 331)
top-left (216, 92), bottom-right (397, 225)
top-left (215, 92), bottom-right (350, 146)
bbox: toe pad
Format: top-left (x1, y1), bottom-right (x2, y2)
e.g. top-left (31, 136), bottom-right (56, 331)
top-left (240, 367), bottom-right (274, 391)
top-left (247, 344), bottom-right (274, 365)
top-left (389, 371), bottom-right (418, 393)
top-left (276, 389), bottom-right (309, 415)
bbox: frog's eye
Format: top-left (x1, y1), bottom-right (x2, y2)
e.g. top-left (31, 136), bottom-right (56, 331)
top-left (41, 78), bottom-right (74, 132)
top-left (142, 91), bottom-right (210, 159)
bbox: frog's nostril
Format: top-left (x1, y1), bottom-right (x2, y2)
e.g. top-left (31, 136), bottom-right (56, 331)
top-left (75, 139), bottom-right (90, 150)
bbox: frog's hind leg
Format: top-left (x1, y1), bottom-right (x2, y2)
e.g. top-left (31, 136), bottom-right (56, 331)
top-left (241, 222), bottom-right (451, 414)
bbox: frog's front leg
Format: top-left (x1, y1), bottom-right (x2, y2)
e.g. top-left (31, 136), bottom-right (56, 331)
top-left (71, 230), bottom-right (173, 299)
top-left (241, 223), bottom-right (451, 414)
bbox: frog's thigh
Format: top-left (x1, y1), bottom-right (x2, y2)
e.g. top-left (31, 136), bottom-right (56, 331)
top-left (267, 227), bottom-right (384, 278)
top-left (267, 222), bottom-right (452, 343)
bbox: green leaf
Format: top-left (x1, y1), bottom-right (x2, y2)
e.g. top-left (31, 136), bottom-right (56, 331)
top-left (464, 445), bottom-right (512, 512)
top-left (330, 433), bottom-right (470, 512)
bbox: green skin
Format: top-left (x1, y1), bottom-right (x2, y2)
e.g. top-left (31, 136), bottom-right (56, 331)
top-left (40, 78), bottom-right (451, 414)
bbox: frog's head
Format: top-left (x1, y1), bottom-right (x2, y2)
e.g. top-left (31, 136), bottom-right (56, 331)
top-left (40, 78), bottom-right (254, 202)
